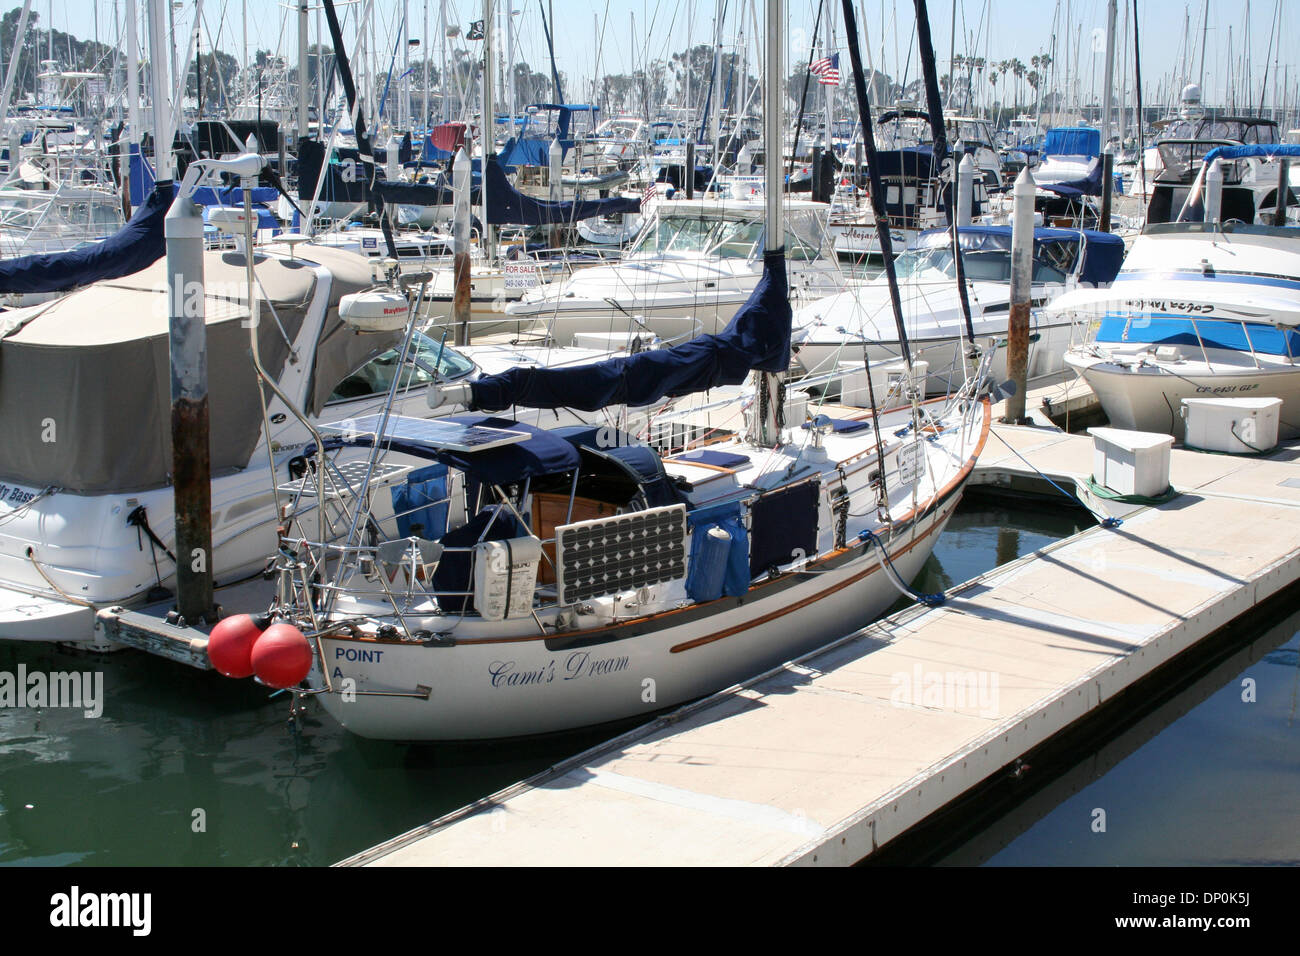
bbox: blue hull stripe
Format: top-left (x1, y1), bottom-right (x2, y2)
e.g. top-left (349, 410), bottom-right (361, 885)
top-left (1096, 314), bottom-right (1300, 356)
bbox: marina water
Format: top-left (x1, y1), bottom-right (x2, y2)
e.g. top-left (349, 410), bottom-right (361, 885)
top-left (0, 496), bottom-right (1294, 866)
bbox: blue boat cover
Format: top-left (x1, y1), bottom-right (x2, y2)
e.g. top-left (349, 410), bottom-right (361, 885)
top-left (1037, 156), bottom-right (1104, 198)
top-left (802, 417), bottom-right (871, 434)
top-left (298, 137), bottom-right (479, 206)
top-left (306, 414), bottom-right (581, 484)
top-left (673, 449), bottom-right (752, 469)
top-left (128, 148), bottom-right (278, 207)
top-left (483, 156), bottom-right (639, 226)
top-left (685, 500), bottom-right (750, 599)
top-left (1202, 143), bottom-right (1300, 163)
top-left (0, 184), bottom-right (169, 295)
top-left (373, 179), bottom-right (457, 207)
top-left (548, 425), bottom-right (681, 506)
top-left (430, 504), bottom-right (527, 613)
top-left (392, 463), bottom-right (451, 538)
top-left (417, 414), bottom-right (580, 483)
top-left (498, 136), bottom-right (564, 168)
top-left (190, 185), bottom-right (281, 206)
top-left (1043, 127), bottom-right (1101, 159)
top-left (469, 248), bottom-right (792, 412)
top-left (914, 225), bottom-right (1125, 286)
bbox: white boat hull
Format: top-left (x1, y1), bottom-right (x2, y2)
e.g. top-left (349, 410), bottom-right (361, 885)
top-left (1064, 351), bottom-right (1300, 440)
top-left (796, 317), bottom-right (1076, 397)
top-left (312, 480), bottom-right (966, 741)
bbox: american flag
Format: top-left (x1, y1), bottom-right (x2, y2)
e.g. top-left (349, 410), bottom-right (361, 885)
top-left (810, 53), bottom-right (840, 86)
top-left (641, 179), bottom-right (658, 210)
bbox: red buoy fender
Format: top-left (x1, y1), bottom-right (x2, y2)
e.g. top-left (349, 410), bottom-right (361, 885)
top-left (206, 614), bottom-right (268, 678)
top-left (251, 622), bottom-right (314, 689)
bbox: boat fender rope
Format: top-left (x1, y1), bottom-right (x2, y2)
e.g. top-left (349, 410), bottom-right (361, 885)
top-left (858, 529), bottom-right (946, 607)
top-left (24, 547), bottom-right (96, 608)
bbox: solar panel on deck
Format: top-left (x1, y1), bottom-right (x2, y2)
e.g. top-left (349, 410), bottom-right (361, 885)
top-left (555, 504), bottom-right (687, 605)
top-left (319, 414), bottom-right (530, 453)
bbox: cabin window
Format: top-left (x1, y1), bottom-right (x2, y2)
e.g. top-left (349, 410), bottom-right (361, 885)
top-left (711, 219), bottom-right (763, 258)
top-left (783, 208), bottom-right (832, 260)
top-left (326, 331), bottom-right (475, 404)
top-left (1034, 239), bottom-right (1080, 279)
top-left (961, 251), bottom-right (1011, 282)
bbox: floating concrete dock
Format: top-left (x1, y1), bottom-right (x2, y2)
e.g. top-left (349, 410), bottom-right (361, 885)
top-left (339, 421), bottom-right (1300, 866)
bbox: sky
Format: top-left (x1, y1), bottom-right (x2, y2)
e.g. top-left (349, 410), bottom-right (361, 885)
top-left (24, 0), bottom-right (1300, 112)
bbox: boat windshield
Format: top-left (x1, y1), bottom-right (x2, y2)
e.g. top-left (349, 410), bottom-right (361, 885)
top-left (1163, 118), bottom-right (1280, 144)
top-left (630, 207), bottom-right (829, 261)
top-left (327, 332), bottom-right (476, 404)
top-left (630, 214), bottom-right (764, 258)
top-left (1156, 140), bottom-right (1241, 182)
top-left (890, 244), bottom-right (1069, 284)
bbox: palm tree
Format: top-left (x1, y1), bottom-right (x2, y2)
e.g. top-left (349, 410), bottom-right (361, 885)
top-left (1010, 59), bottom-right (1026, 109)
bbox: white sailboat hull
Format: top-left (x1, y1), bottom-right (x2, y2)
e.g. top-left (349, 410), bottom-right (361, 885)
top-left (313, 474), bottom-right (968, 741)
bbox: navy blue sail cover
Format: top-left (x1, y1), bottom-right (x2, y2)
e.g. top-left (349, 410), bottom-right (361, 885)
top-left (483, 155), bottom-right (640, 226)
top-left (0, 183), bottom-right (169, 294)
top-left (469, 248), bottom-right (792, 412)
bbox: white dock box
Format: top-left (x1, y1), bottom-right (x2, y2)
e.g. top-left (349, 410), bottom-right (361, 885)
top-left (1181, 397), bottom-right (1281, 454)
top-left (1088, 427), bottom-right (1174, 497)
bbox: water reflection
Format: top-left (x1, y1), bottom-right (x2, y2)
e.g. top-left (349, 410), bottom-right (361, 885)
top-left (938, 606), bottom-right (1300, 866)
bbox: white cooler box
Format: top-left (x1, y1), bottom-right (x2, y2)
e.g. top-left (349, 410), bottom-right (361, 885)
top-left (1088, 427), bottom-right (1174, 497)
top-left (1181, 397), bottom-right (1282, 454)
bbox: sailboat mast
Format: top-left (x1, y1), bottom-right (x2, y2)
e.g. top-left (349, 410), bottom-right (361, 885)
top-left (440, 0), bottom-right (448, 122)
top-left (750, 0), bottom-right (785, 450)
top-left (0, 0), bottom-right (33, 129)
top-left (1118, 0), bottom-right (1128, 146)
top-left (763, 0), bottom-right (781, 244)
top-left (298, 0), bottom-right (310, 137)
top-left (1102, 0), bottom-right (1116, 145)
top-left (1196, 0), bottom-right (1209, 90)
top-left (823, 0), bottom-right (835, 148)
top-left (912, 0), bottom-right (976, 346)
top-left (481, 0), bottom-right (494, 260)
top-left (147, 0), bottom-right (173, 180)
top-left (712, 0), bottom-right (723, 158)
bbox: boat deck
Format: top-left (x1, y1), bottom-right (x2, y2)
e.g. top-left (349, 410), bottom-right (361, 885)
top-left (339, 421), bottom-right (1300, 866)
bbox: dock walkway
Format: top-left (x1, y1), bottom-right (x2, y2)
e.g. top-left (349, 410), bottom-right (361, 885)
top-left (340, 422), bottom-right (1300, 866)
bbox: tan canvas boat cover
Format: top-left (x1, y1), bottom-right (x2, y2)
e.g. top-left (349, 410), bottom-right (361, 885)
top-left (0, 243), bottom-right (383, 493)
